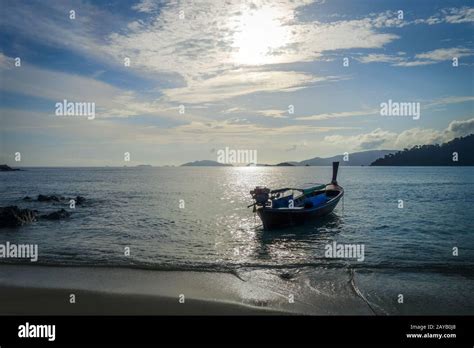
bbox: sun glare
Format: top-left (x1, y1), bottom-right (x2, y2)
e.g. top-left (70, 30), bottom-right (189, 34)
top-left (232, 7), bottom-right (291, 66)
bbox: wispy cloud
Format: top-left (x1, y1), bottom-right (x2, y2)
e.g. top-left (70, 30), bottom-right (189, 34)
top-left (161, 69), bottom-right (325, 104)
top-left (257, 109), bottom-right (289, 119)
top-left (0, 54), bottom-right (161, 118)
top-left (414, 47), bottom-right (474, 61)
top-left (131, 0), bottom-right (161, 14)
top-left (222, 107), bottom-right (246, 114)
top-left (295, 109), bottom-right (378, 121)
top-left (425, 96), bottom-right (474, 108)
top-left (415, 6), bottom-right (474, 25)
top-left (358, 47), bottom-right (474, 67)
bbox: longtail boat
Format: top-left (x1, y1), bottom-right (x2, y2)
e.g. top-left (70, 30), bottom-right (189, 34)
top-left (249, 162), bottom-right (343, 230)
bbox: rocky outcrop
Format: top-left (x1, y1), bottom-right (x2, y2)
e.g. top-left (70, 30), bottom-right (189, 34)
top-left (1, 194), bottom-right (85, 228)
top-left (75, 196), bottom-right (86, 205)
top-left (0, 206), bottom-right (37, 228)
top-left (36, 194), bottom-right (85, 204)
top-left (40, 209), bottom-right (70, 220)
top-left (37, 194), bottom-right (63, 202)
top-left (0, 164), bottom-right (20, 171)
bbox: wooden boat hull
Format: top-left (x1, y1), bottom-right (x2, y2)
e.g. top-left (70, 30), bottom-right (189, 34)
top-left (257, 185), bottom-right (343, 230)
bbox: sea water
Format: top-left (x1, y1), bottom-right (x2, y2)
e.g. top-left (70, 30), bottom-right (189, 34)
top-left (1, 166), bottom-right (473, 314)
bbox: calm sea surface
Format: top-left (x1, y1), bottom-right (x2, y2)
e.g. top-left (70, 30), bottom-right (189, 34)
top-left (1, 166), bottom-right (473, 276)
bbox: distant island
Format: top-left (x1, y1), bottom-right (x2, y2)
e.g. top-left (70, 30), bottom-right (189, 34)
top-left (245, 162), bottom-right (297, 167)
top-left (181, 150), bottom-right (396, 167)
top-left (0, 164), bottom-right (21, 171)
top-left (181, 160), bottom-right (233, 167)
top-left (371, 134), bottom-right (474, 166)
top-left (135, 164), bottom-right (153, 168)
top-left (246, 163), bottom-right (271, 167)
top-left (258, 150), bottom-right (395, 166)
top-left (276, 162), bottom-right (295, 166)
top-left (297, 150), bottom-right (396, 166)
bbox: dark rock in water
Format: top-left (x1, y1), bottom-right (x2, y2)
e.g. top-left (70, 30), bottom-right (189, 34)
top-left (37, 194), bottom-right (63, 202)
top-left (0, 164), bottom-right (21, 171)
top-left (279, 272), bottom-right (293, 280)
top-left (40, 209), bottom-right (70, 220)
top-left (36, 194), bottom-right (83, 204)
top-left (23, 196), bottom-right (32, 201)
top-left (38, 194), bottom-right (51, 202)
top-left (0, 206), bottom-right (37, 228)
top-left (279, 270), bottom-right (301, 280)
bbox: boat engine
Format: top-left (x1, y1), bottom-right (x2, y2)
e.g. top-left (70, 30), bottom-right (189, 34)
top-left (249, 186), bottom-right (270, 206)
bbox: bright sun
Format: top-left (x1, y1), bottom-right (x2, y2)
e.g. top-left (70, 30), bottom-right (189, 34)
top-left (232, 7), bottom-right (290, 66)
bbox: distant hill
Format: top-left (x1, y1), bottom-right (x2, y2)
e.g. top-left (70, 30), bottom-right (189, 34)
top-left (181, 160), bottom-right (233, 167)
top-left (371, 134), bottom-right (474, 166)
top-left (246, 162), bottom-right (296, 167)
top-left (298, 150), bottom-right (396, 166)
top-left (181, 150), bottom-right (396, 167)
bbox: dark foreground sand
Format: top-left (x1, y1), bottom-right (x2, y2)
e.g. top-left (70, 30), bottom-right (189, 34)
top-left (3, 265), bottom-right (471, 315)
top-left (0, 264), bottom-right (373, 315)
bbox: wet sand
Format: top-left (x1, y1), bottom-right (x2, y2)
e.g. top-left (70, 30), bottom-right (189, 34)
top-left (0, 264), bottom-right (373, 315)
top-left (3, 264), bottom-right (469, 315)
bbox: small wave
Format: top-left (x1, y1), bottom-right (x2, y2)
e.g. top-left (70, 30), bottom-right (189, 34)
top-left (1, 259), bottom-right (473, 278)
top-left (349, 269), bottom-right (388, 315)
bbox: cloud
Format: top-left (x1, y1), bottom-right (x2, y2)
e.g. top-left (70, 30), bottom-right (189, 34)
top-left (394, 128), bottom-right (445, 148)
top-left (358, 47), bottom-right (474, 67)
top-left (414, 47), bottom-right (474, 61)
top-left (368, 10), bottom-right (407, 28)
top-left (425, 96), bottom-right (474, 108)
top-left (132, 0), bottom-right (160, 13)
top-left (443, 7), bottom-right (474, 24)
top-left (222, 107), bottom-right (246, 114)
top-left (417, 7), bottom-right (474, 25)
top-left (161, 68), bottom-right (326, 103)
top-left (0, 54), bottom-right (160, 118)
top-left (105, 1), bottom-right (402, 103)
top-left (323, 118), bottom-right (474, 151)
top-left (446, 118), bottom-right (474, 136)
top-left (295, 109), bottom-right (378, 121)
top-left (357, 53), bottom-right (405, 64)
top-left (324, 128), bottom-right (396, 150)
top-left (393, 60), bottom-right (437, 67)
top-left (1, 1), bottom-right (421, 104)
top-left (257, 109), bottom-right (289, 118)
top-left (0, 1), bottom-right (119, 60)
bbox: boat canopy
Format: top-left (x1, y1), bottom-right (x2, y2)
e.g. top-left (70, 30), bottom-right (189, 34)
top-left (302, 184), bottom-right (326, 195)
top-left (270, 184), bottom-right (326, 195)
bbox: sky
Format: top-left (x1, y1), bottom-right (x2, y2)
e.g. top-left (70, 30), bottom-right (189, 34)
top-left (0, 0), bottom-right (473, 166)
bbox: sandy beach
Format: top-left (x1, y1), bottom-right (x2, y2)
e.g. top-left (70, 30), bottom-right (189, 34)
top-left (0, 264), bottom-right (375, 315)
top-left (1, 264), bottom-right (474, 315)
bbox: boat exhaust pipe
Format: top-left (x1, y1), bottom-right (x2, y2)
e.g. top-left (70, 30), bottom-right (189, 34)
top-left (331, 161), bottom-right (339, 185)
